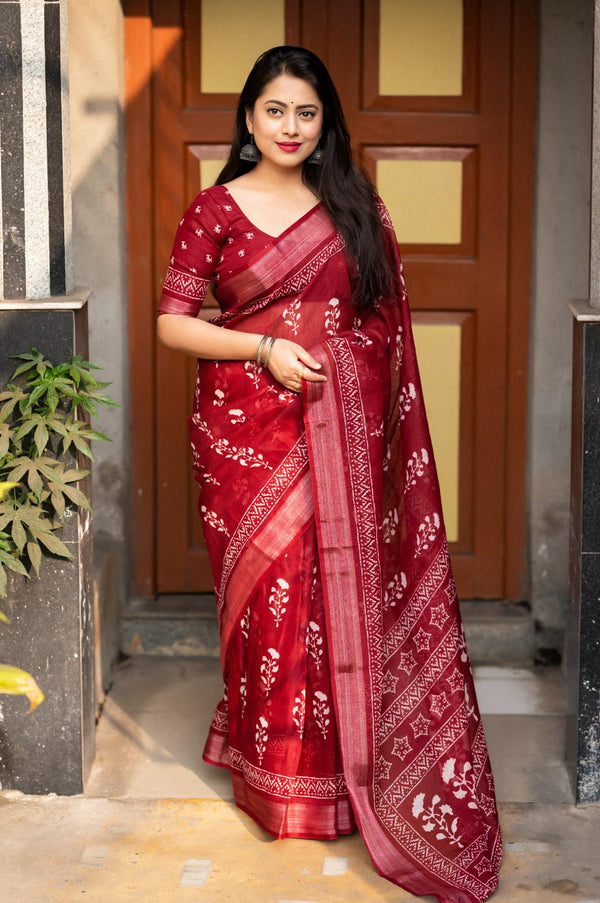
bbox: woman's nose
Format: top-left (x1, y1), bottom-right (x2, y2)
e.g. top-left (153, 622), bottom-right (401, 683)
top-left (282, 112), bottom-right (298, 136)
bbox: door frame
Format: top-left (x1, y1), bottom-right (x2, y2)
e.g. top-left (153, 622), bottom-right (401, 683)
top-left (124, 0), bottom-right (537, 601)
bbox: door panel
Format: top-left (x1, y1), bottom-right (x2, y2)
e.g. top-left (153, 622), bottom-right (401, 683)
top-left (137, 0), bottom-right (534, 598)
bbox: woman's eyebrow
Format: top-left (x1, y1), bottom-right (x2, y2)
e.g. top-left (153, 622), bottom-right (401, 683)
top-left (263, 99), bottom-right (319, 110)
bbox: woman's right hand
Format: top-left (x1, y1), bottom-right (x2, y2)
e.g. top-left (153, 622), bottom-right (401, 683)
top-left (264, 338), bottom-right (328, 393)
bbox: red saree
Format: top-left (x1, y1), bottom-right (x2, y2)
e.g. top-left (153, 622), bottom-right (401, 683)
top-left (158, 184), bottom-right (501, 903)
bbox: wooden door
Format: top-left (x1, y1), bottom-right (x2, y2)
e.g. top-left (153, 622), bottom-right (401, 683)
top-left (126, 0), bottom-right (536, 599)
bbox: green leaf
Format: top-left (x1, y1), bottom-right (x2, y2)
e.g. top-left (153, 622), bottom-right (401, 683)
top-left (29, 525), bottom-right (73, 559)
top-left (11, 349), bottom-right (50, 379)
top-left (4, 458), bottom-right (45, 501)
top-left (50, 492), bottom-right (65, 517)
top-left (28, 384), bottom-right (48, 408)
top-left (89, 393), bottom-right (120, 408)
top-left (52, 482), bottom-right (91, 511)
top-left (14, 418), bottom-right (37, 442)
top-left (0, 424), bottom-right (10, 460)
top-left (0, 548), bottom-right (28, 577)
top-left (71, 437), bottom-right (93, 460)
top-left (77, 395), bottom-right (97, 416)
top-left (33, 422), bottom-right (49, 457)
top-left (0, 609), bottom-right (10, 624)
top-left (0, 530), bottom-right (14, 551)
top-left (0, 389), bottom-right (27, 423)
top-left (46, 385), bottom-right (59, 413)
top-left (11, 516), bottom-right (27, 553)
top-left (26, 540), bottom-right (42, 576)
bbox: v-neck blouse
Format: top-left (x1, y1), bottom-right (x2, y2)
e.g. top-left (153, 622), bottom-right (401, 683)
top-left (158, 184), bottom-right (322, 319)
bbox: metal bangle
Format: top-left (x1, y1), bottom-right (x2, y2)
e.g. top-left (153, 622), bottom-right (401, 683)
top-left (263, 336), bottom-right (277, 370)
top-left (256, 334), bottom-right (269, 365)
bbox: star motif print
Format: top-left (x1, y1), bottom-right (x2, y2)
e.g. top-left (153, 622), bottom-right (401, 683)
top-left (392, 736), bottom-right (412, 760)
top-left (398, 651), bottom-right (417, 674)
top-left (413, 627), bottom-right (431, 652)
top-left (474, 858), bottom-right (493, 878)
top-left (379, 757), bottom-right (392, 780)
top-left (382, 672), bottom-right (398, 694)
top-left (429, 691), bottom-right (450, 718)
top-left (410, 712), bottom-right (430, 738)
top-left (429, 603), bottom-right (450, 630)
top-left (446, 667), bottom-right (465, 695)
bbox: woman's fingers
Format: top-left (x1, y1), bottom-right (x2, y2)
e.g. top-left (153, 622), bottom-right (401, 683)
top-left (301, 367), bottom-right (327, 383)
top-left (295, 350), bottom-right (327, 382)
top-left (296, 349), bottom-right (323, 371)
top-left (265, 339), bottom-right (327, 390)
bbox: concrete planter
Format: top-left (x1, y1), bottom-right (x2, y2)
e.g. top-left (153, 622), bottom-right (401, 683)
top-left (0, 292), bottom-right (96, 794)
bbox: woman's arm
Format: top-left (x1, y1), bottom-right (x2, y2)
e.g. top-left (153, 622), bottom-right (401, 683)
top-left (157, 313), bottom-right (262, 360)
top-left (157, 314), bottom-right (326, 391)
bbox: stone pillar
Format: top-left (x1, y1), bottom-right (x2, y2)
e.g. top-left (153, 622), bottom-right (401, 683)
top-left (566, 0), bottom-right (600, 805)
top-left (0, 1), bottom-right (95, 794)
top-left (0, 0), bottom-right (72, 299)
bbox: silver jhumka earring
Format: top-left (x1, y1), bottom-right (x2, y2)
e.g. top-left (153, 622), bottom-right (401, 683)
top-left (239, 135), bottom-right (261, 162)
top-left (307, 145), bottom-right (323, 165)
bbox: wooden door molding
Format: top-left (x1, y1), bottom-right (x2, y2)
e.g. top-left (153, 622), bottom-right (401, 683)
top-left (124, 0), bottom-right (537, 600)
top-left (504, 0), bottom-right (538, 600)
top-left (125, 0), bottom-right (156, 597)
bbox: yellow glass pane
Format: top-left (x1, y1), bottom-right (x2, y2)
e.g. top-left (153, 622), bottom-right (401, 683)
top-left (200, 159), bottom-right (227, 190)
top-left (413, 323), bottom-right (461, 542)
top-left (379, 0), bottom-right (463, 96)
top-left (377, 159), bottom-right (462, 244)
top-left (201, 0), bottom-right (285, 94)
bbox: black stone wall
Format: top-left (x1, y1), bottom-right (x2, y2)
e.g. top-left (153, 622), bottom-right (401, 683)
top-left (0, 303), bottom-right (95, 794)
top-left (567, 315), bottom-right (600, 804)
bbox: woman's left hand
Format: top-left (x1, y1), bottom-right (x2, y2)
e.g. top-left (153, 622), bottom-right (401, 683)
top-left (264, 338), bottom-right (328, 393)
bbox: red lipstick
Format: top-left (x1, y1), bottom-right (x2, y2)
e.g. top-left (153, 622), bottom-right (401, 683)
top-left (277, 142), bottom-right (301, 152)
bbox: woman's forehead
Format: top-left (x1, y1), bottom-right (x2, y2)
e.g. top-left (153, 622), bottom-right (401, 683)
top-left (257, 73), bottom-right (321, 105)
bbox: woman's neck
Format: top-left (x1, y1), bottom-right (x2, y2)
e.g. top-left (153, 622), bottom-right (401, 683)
top-left (246, 159), bottom-right (309, 195)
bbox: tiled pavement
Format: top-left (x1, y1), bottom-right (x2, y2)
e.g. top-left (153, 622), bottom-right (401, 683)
top-left (2, 657), bottom-right (600, 902)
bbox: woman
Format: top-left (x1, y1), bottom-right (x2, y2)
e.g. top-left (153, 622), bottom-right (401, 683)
top-left (157, 46), bottom-right (501, 903)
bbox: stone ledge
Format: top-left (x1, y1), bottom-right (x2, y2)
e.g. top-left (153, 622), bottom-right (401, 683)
top-left (0, 285), bottom-right (91, 310)
top-left (119, 596), bottom-right (537, 665)
top-left (568, 298), bottom-right (600, 321)
top-left (121, 595), bottom-right (220, 658)
top-left (460, 601), bottom-right (536, 665)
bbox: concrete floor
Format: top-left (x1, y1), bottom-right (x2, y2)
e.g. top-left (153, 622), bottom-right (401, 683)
top-left (2, 657), bottom-right (600, 902)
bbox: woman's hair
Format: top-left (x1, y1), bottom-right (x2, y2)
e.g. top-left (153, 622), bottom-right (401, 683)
top-left (216, 46), bottom-right (394, 310)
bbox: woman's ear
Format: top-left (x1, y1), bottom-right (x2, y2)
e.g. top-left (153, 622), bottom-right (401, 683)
top-left (245, 107), bottom-right (253, 136)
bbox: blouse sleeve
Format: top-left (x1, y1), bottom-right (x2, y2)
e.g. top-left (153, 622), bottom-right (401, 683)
top-left (157, 191), bottom-right (228, 317)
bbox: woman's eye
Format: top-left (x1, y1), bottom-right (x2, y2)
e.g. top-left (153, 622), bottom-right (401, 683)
top-left (267, 107), bottom-right (283, 115)
top-left (299, 111), bottom-right (316, 119)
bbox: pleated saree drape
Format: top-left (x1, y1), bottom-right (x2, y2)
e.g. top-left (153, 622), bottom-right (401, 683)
top-left (158, 185), bottom-right (501, 903)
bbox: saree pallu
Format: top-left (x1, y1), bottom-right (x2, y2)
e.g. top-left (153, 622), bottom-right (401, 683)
top-left (162, 189), bottom-right (501, 903)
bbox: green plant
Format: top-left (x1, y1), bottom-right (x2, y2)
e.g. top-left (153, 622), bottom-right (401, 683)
top-left (0, 348), bottom-right (117, 598)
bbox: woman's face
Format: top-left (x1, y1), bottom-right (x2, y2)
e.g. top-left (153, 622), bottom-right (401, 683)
top-left (246, 73), bottom-right (323, 171)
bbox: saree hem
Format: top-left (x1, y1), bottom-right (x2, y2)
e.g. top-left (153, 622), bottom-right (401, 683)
top-left (203, 725), bottom-right (356, 840)
top-left (230, 774), bottom-right (356, 841)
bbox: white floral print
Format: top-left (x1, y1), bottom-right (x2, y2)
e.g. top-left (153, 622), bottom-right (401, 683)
top-left (412, 792), bottom-right (464, 848)
top-left (255, 716), bottom-right (268, 764)
top-left (260, 648), bottom-right (280, 695)
top-left (268, 578), bottom-right (289, 627)
top-left (312, 690), bottom-right (331, 739)
top-left (200, 506), bottom-right (229, 536)
top-left (292, 689), bottom-right (306, 736)
top-left (282, 298), bottom-right (302, 335)
top-left (325, 298), bottom-right (340, 335)
top-left (306, 620), bottom-right (324, 668)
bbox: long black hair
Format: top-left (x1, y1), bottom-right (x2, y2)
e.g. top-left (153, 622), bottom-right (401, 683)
top-left (216, 46), bottom-right (394, 311)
